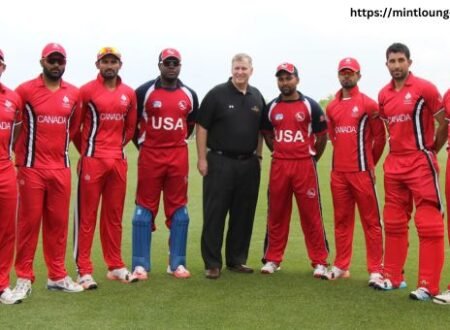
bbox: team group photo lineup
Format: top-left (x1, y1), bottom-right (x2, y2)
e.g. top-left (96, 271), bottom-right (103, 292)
top-left (2, 39), bottom-right (450, 309)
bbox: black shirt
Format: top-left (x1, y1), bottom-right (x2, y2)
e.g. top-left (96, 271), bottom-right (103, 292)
top-left (196, 78), bottom-right (265, 154)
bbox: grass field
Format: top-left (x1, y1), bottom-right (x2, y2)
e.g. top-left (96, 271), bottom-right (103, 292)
top-left (1, 142), bottom-right (450, 329)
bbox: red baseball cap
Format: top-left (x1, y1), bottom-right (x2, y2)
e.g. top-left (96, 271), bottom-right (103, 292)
top-left (0, 49), bottom-right (4, 62)
top-left (275, 62), bottom-right (298, 76)
top-left (159, 48), bottom-right (181, 62)
top-left (42, 43), bottom-right (66, 58)
top-left (338, 57), bottom-right (360, 72)
top-left (97, 47), bottom-right (122, 61)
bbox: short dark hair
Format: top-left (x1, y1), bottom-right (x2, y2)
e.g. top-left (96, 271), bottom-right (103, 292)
top-left (386, 42), bottom-right (410, 60)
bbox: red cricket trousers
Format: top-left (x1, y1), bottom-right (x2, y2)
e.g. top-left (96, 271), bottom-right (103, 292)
top-left (330, 171), bottom-right (383, 274)
top-left (263, 157), bottom-right (328, 266)
top-left (0, 162), bottom-right (17, 291)
top-left (15, 167), bottom-right (71, 282)
top-left (74, 157), bottom-right (127, 275)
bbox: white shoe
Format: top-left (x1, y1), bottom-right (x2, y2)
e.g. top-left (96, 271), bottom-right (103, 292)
top-left (107, 268), bottom-right (138, 284)
top-left (372, 278), bottom-right (407, 290)
top-left (12, 278), bottom-right (32, 300)
top-left (322, 266), bottom-right (350, 280)
top-left (132, 266), bottom-right (148, 280)
top-left (313, 264), bottom-right (328, 278)
top-left (261, 261), bottom-right (280, 274)
top-left (433, 290), bottom-right (450, 305)
top-left (47, 276), bottom-right (84, 293)
top-left (77, 274), bottom-right (98, 290)
top-left (409, 287), bottom-right (431, 301)
top-left (0, 288), bottom-right (22, 305)
top-left (368, 273), bottom-right (383, 287)
top-left (167, 265), bottom-right (191, 279)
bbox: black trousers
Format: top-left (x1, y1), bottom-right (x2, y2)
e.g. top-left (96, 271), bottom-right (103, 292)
top-left (201, 151), bottom-right (261, 269)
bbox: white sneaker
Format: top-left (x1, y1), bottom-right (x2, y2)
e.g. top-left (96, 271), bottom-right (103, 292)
top-left (261, 261), bottom-right (280, 274)
top-left (373, 278), bottom-right (407, 290)
top-left (313, 264), bottom-right (328, 278)
top-left (433, 290), bottom-right (450, 305)
top-left (107, 268), bottom-right (138, 284)
top-left (12, 278), bottom-right (32, 300)
top-left (167, 265), bottom-right (191, 279)
top-left (132, 266), bottom-right (148, 280)
top-left (368, 272), bottom-right (383, 287)
top-left (409, 287), bottom-right (431, 301)
top-left (322, 266), bottom-right (350, 280)
top-left (47, 276), bottom-right (84, 293)
top-left (0, 288), bottom-right (22, 305)
top-left (77, 274), bottom-right (98, 290)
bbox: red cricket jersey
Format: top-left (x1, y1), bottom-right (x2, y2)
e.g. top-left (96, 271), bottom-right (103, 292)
top-left (0, 83), bottom-right (22, 166)
top-left (75, 75), bottom-right (137, 159)
top-left (443, 89), bottom-right (450, 146)
top-left (135, 78), bottom-right (198, 149)
top-left (327, 86), bottom-right (385, 172)
top-left (14, 75), bottom-right (79, 169)
top-left (378, 73), bottom-right (443, 156)
top-left (262, 93), bottom-right (327, 159)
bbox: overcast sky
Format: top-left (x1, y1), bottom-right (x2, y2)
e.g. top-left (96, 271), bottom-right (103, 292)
top-left (2, 0), bottom-right (450, 102)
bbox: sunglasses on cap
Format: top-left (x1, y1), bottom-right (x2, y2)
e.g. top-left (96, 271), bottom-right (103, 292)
top-left (160, 59), bottom-right (180, 67)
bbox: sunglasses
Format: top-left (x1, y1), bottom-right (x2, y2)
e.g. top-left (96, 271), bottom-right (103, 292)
top-left (45, 57), bottom-right (66, 65)
top-left (161, 60), bottom-right (180, 67)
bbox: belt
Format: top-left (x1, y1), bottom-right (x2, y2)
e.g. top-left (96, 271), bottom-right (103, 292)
top-left (210, 150), bottom-right (255, 160)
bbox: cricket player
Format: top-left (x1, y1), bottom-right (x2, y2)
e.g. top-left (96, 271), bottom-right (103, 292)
top-left (324, 57), bottom-right (385, 285)
top-left (260, 63), bottom-right (329, 277)
top-left (0, 49), bottom-right (23, 305)
top-left (373, 43), bottom-right (447, 301)
top-left (13, 43), bottom-right (84, 299)
top-left (132, 48), bottom-right (198, 279)
top-left (73, 47), bottom-right (138, 289)
top-left (433, 89), bottom-right (450, 305)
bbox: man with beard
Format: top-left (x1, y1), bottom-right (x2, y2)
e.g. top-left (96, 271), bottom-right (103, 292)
top-left (72, 47), bottom-right (138, 289)
top-left (196, 53), bottom-right (264, 279)
top-left (323, 58), bottom-right (385, 285)
top-left (132, 48), bottom-right (198, 279)
top-left (373, 43), bottom-right (447, 302)
top-left (13, 43), bottom-right (84, 299)
top-left (260, 63), bottom-right (329, 277)
top-left (0, 49), bottom-right (23, 304)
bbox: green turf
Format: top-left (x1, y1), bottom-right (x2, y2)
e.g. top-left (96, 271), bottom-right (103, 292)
top-left (1, 142), bottom-right (450, 329)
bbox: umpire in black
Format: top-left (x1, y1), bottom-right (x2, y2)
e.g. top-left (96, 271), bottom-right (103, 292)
top-left (196, 53), bottom-right (265, 279)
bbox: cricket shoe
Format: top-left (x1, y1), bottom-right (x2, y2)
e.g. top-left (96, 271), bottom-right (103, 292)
top-left (12, 278), bottom-right (32, 300)
top-left (313, 264), bottom-right (328, 278)
top-left (322, 266), bottom-right (350, 280)
top-left (0, 288), bottom-right (22, 305)
top-left (433, 290), bottom-right (450, 305)
top-left (77, 274), bottom-right (98, 290)
top-left (261, 261), bottom-right (280, 274)
top-left (47, 276), bottom-right (84, 293)
top-left (107, 268), bottom-right (138, 284)
top-left (167, 265), bottom-right (191, 279)
top-left (409, 287), bottom-right (431, 301)
top-left (373, 278), bottom-right (407, 290)
top-left (368, 272), bottom-right (383, 287)
top-left (132, 266), bottom-right (148, 280)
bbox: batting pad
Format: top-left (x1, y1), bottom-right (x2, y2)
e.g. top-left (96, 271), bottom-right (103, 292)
top-left (132, 205), bottom-right (152, 271)
top-left (169, 206), bottom-right (190, 271)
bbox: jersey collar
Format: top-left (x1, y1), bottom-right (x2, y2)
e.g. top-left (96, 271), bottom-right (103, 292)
top-left (335, 86), bottom-right (360, 99)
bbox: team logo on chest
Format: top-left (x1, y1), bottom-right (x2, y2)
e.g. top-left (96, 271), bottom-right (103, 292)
top-left (153, 100), bottom-right (162, 108)
top-left (62, 95), bottom-right (71, 109)
top-left (351, 106), bottom-right (359, 118)
top-left (295, 112), bottom-right (305, 122)
top-left (3, 99), bottom-right (14, 112)
top-left (120, 94), bottom-right (129, 106)
top-left (178, 100), bottom-right (188, 111)
top-left (275, 113), bottom-right (283, 121)
top-left (404, 92), bottom-right (413, 105)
